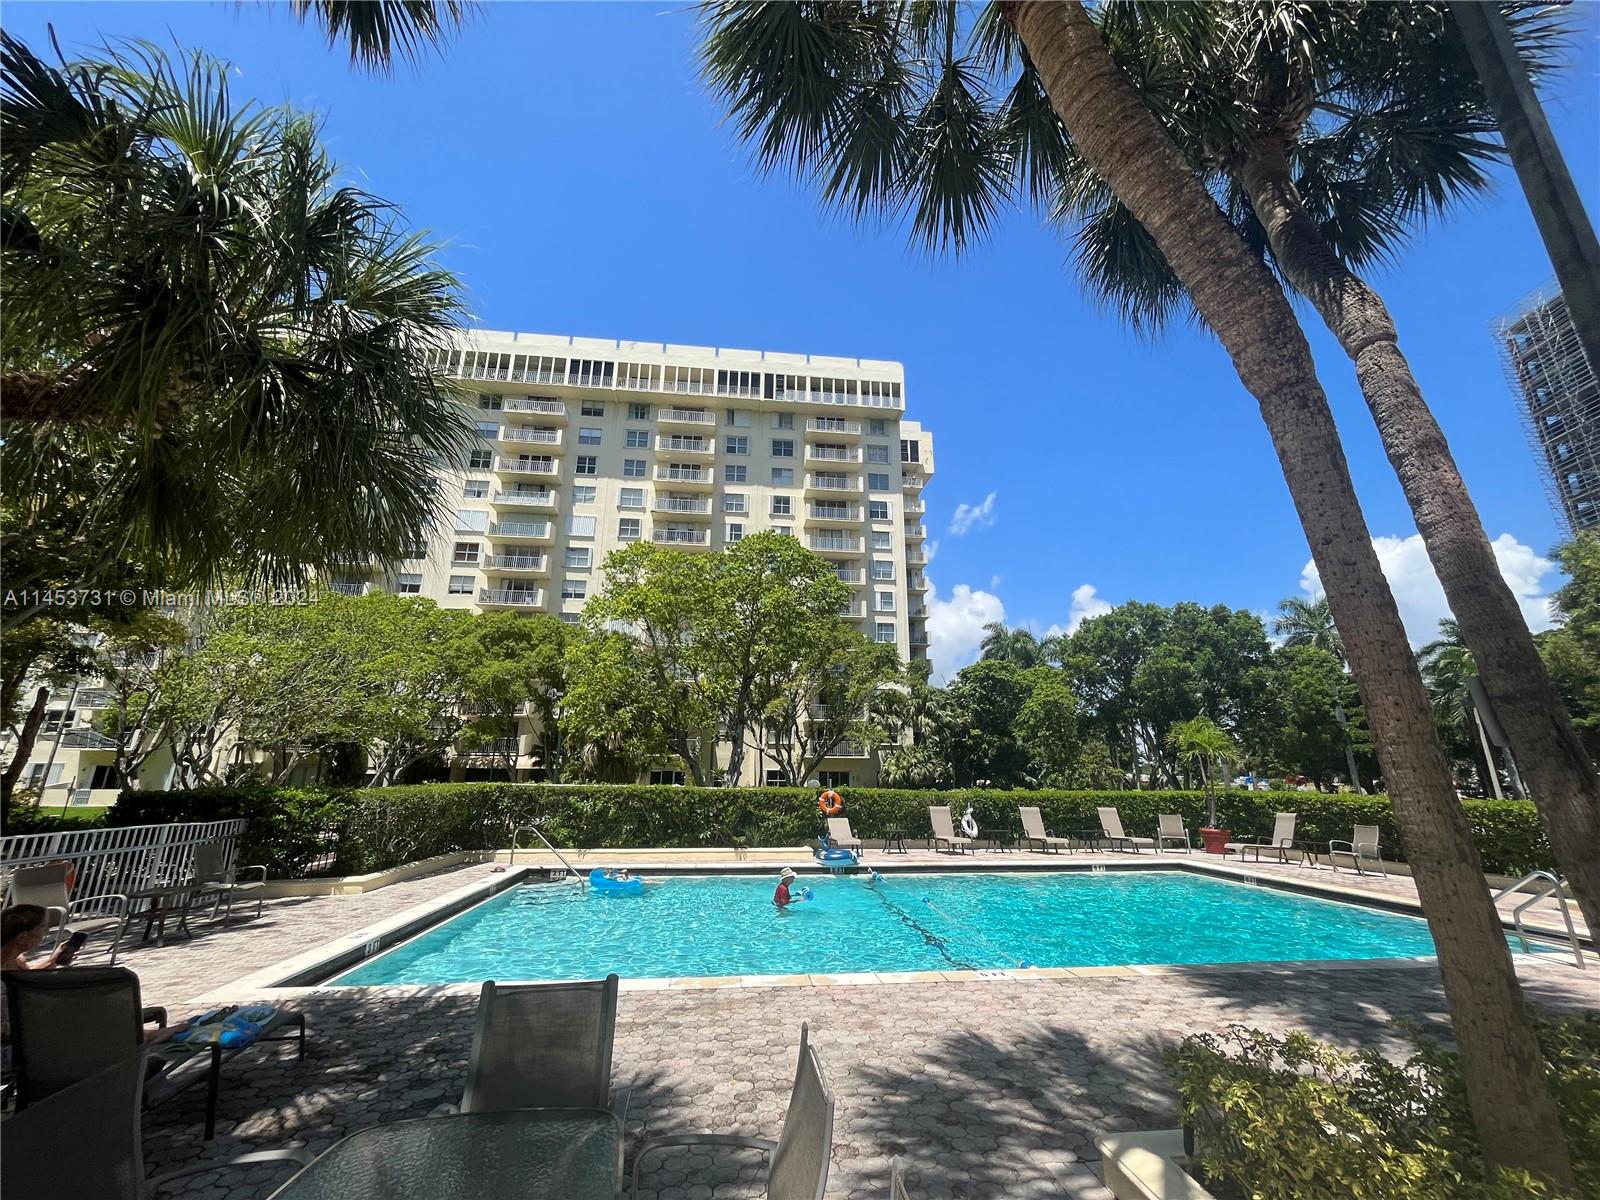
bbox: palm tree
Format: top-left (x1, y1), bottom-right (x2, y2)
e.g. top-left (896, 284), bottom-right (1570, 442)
top-left (699, 1), bottom-right (1570, 1178)
top-left (1068, 2), bottom-right (1600, 939)
top-left (291, 0), bottom-right (470, 71)
top-left (1272, 596), bottom-right (1344, 662)
top-left (1167, 714), bottom-right (1236, 826)
top-left (979, 621), bottom-right (1044, 667)
top-left (0, 36), bottom-right (473, 627)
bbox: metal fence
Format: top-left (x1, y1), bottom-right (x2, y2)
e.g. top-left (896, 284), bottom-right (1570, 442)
top-left (1, 819), bottom-right (247, 902)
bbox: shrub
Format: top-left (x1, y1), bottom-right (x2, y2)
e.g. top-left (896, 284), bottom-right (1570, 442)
top-left (108, 786), bottom-right (350, 879)
top-left (0, 801), bottom-right (109, 836)
top-left (1167, 1016), bottom-right (1600, 1199)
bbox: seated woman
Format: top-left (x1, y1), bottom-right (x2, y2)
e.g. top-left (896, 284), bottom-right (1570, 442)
top-left (1, 904), bottom-right (78, 971)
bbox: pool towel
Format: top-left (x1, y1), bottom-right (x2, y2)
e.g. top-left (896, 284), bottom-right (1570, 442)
top-left (174, 1004), bottom-right (278, 1049)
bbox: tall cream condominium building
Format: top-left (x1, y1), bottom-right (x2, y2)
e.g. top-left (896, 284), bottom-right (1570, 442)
top-left (9, 330), bottom-right (936, 806)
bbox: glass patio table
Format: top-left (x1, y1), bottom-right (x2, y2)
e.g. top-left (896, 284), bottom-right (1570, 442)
top-left (266, 1109), bottom-right (623, 1200)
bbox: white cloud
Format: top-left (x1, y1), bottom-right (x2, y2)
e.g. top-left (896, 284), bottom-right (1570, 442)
top-left (989, 574), bottom-right (1004, 590)
top-left (925, 539), bottom-right (941, 564)
top-left (1064, 583), bottom-right (1114, 634)
top-left (949, 491), bottom-right (998, 536)
top-left (925, 576), bottom-right (1006, 682)
top-left (1299, 532), bottom-right (1556, 646)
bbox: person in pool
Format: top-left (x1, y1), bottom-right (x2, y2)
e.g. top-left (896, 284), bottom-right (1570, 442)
top-left (774, 867), bottom-right (813, 908)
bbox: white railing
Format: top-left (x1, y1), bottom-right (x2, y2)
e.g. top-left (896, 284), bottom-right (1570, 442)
top-left (504, 398), bottom-right (567, 416)
top-left (657, 409), bottom-right (716, 425)
top-left (1, 818), bottom-right (248, 902)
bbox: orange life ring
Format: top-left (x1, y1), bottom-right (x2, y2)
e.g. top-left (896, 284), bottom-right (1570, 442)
top-left (817, 790), bottom-right (844, 816)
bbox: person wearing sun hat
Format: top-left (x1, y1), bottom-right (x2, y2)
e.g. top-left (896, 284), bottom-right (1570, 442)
top-left (774, 867), bottom-right (798, 908)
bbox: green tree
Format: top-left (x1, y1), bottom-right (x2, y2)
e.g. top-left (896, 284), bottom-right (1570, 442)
top-left (560, 630), bottom-right (675, 783)
top-left (757, 625), bottom-right (899, 786)
top-left (1538, 534), bottom-right (1600, 761)
top-left (979, 621), bottom-right (1045, 667)
top-left (92, 616), bottom-right (194, 791)
top-left (1270, 644), bottom-right (1371, 788)
top-left (940, 659), bottom-right (1034, 787)
top-left (1417, 619), bottom-right (1494, 794)
top-left (1168, 714), bottom-right (1238, 827)
top-left (1272, 597), bottom-right (1344, 663)
top-left (1014, 666), bottom-right (1080, 786)
top-left (460, 612), bottom-right (572, 783)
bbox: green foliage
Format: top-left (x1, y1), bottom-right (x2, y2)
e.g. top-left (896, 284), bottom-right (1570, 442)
top-left (0, 801), bottom-right (108, 835)
top-left (108, 786), bottom-right (347, 879)
top-left (1168, 1015), bottom-right (1600, 1200)
top-left (1540, 533), bottom-right (1600, 763)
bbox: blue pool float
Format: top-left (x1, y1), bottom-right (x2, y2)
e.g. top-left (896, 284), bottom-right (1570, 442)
top-left (588, 868), bottom-right (644, 894)
top-left (812, 846), bottom-right (858, 866)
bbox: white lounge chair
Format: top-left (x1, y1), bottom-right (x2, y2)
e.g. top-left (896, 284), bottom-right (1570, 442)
top-left (928, 806), bottom-right (973, 854)
top-left (1019, 806), bottom-right (1069, 853)
top-left (826, 817), bottom-right (862, 853)
top-left (633, 1023), bottom-right (835, 1200)
top-left (1156, 814), bottom-right (1191, 853)
top-left (1097, 807), bottom-right (1156, 853)
top-left (1328, 824), bottom-right (1386, 876)
top-left (4, 862), bottom-right (130, 965)
top-left (1225, 812), bottom-right (1303, 864)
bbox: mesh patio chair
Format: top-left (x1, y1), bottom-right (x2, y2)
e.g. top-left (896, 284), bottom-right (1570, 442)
top-left (1328, 824), bottom-right (1386, 876)
top-left (889, 1156), bottom-right (914, 1199)
top-left (1225, 813), bottom-right (1303, 865)
top-left (632, 1023), bottom-right (835, 1200)
top-left (1097, 808), bottom-right (1156, 853)
top-left (5, 861), bottom-right (130, 965)
top-left (928, 806), bottom-right (973, 854)
top-left (1156, 814), bottom-right (1191, 854)
top-left (1018, 807), bottom-right (1069, 853)
top-left (192, 842), bottom-right (268, 923)
top-left (0, 1049), bottom-right (312, 1200)
top-left (825, 818), bottom-right (862, 853)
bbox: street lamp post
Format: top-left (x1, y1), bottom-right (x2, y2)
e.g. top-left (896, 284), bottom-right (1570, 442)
top-left (1334, 705), bottom-right (1362, 794)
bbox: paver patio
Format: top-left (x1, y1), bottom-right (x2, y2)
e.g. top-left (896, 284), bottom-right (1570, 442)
top-left (105, 853), bottom-right (1594, 1199)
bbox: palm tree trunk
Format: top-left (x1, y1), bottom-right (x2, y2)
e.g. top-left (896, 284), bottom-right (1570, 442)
top-left (1003, 1), bottom-right (1573, 1185)
top-left (1239, 139), bottom-right (1600, 937)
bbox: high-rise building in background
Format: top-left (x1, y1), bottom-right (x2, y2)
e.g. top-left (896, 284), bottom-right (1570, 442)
top-left (1496, 286), bottom-right (1600, 533)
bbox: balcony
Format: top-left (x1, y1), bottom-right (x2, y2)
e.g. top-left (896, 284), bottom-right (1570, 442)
top-left (805, 503), bottom-right (862, 525)
top-left (901, 472), bottom-right (926, 491)
top-left (655, 435), bottom-right (715, 458)
top-left (904, 498), bottom-right (926, 516)
top-left (653, 497), bottom-right (712, 517)
top-left (652, 528), bottom-right (712, 549)
top-left (833, 567), bottom-right (864, 586)
top-left (805, 445), bottom-right (862, 465)
top-left (804, 473), bottom-right (862, 496)
top-left (503, 397), bottom-right (568, 420)
top-left (75, 688), bottom-right (113, 710)
top-left (494, 455), bottom-right (559, 477)
top-left (908, 605), bottom-right (928, 619)
top-left (809, 535), bottom-right (863, 558)
top-left (329, 580), bottom-right (370, 597)
top-left (909, 631), bottom-right (929, 647)
top-left (497, 426), bottom-right (563, 446)
top-left (906, 550), bottom-right (928, 566)
top-left (654, 465), bottom-right (713, 490)
top-left (908, 573), bottom-right (929, 592)
top-left (656, 407), bottom-right (717, 428)
top-left (491, 490), bottom-right (557, 511)
top-left (487, 520), bottom-right (553, 542)
top-left (806, 417), bottom-right (862, 438)
top-left (479, 588), bottom-right (545, 609)
top-left (824, 742), bottom-right (870, 759)
top-left (838, 601), bottom-right (867, 619)
top-left (904, 523), bottom-right (927, 542)
top-left (484, 553), bottom-right (549, 574)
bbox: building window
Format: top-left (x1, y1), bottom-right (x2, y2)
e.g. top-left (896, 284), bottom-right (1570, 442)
top-left (867, 471), bottom-right (890, 491)
top-left (397, 573), bottom-right (423, 594)
top-left (869, 419), bottom-right (887, 436)
top-left (726, 521), bottom-right (745, 543)
top-left (575, 455), bottom-right (598, 476)
top-left (869, 500), bottom-right (890, 520)
top-left (567, 515), bottom-right (597, 538)
top-left (579, 427), bottom-right (602, 446)
top-left (467, 447), bottom-right (493, 470)
top-left (770, 496), bottom-right (792, 517)
top-left (619, 487), bottom-right (645, 509)
top-left (562, 579), bottom-right (587, 601)
top-left (871, 560), bottom-right (894, 581)
top-left (725, 408), bottom-right (752, 427)
top-left (871, 531), bottom-right (892, 550)
top-left (581, 400), bottom-right (605, 417)
top-left (572, 484), bottom-right (597, 504)
top-left (625, 429), bottom-right (650, 448)
top-left (771, 467), bottom-right (794, 486)
top-left (618, 517), bottom-right (642, 540)
top-left (624, 458), bottom-right (647, 478)
top-left (452, 541), bottom-right (480, 564)
top-left (475, 420), bottom-right (499, 439)
top-left (725, 464), bottom-right (748, 483)
top-left (877, 590), bottom-right (896, 612)
top-left (565, 547), bottom-right (593, 569)
top-left (724, 436), bottom-right (748, 455)
top-left (771, 439), bottom-right (794, 458)
top-left (819, 770), bottom-right (851, 788)
top-left (774, 413), bottom-right (794, 430)
top-left (448, 574), bottom-right (473, 595)
top-left (901, 439), bottom-right (920, 463)
top-left (866, 444), bottom-right (890, 464)
top-left (628, 402), bottom-right (650, 420)
top-left (462, 480), bottom-right (489, 499)
top-left (723, 493), bottom-right (747, 514)
top-left (479, 394), bottom-right (503, 411)
top-left (875, 622), bottom-right (896, 643)
top-left (649, 770), bottom-right (686, 786)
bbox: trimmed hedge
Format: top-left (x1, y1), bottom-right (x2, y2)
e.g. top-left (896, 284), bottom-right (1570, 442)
top-left (108, 783), bottom-right (1554, 880)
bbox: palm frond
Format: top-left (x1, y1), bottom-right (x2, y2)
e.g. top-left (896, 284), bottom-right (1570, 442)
top-left (291, 0), bottom-right (469, 72)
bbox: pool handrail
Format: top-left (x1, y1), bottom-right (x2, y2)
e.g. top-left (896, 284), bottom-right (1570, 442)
top-left (509, 824), bottom-right (578, 879)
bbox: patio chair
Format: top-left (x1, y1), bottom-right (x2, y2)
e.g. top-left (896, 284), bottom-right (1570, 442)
top-left (192, 842), bottom-right (268, 923)
top-left (928, 806), bottom-right (973, 854)
top-left (1156, 814), bottom-right (1191, 854)
top-left (0, 1049), bottom-right (312, 1200)
top-left (632, 1023), bottom-right (835, 1200)
top-left (1225, 813), bottom-right (1302, 865)
top-left (825, 817), bottom-right (863, 854)
top-left (454, 975), bottom-right (630, 1123)
top-left (1328, 824), bottom-right (1386, 876)
top-left (1018, 806), bottom-right (1069, 853)
top-left (1097, 807), bottom-right (1156, 853)
top-left (4, 861), bottom-right (131, 965)
top-left (4, 965), bottom-right (307, 1139)
top-left (889, 1157), bottom-right (914, 1199)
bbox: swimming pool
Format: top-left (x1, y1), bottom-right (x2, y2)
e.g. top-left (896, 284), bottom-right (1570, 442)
top-left (331, 870), bottom-right (1444, 985)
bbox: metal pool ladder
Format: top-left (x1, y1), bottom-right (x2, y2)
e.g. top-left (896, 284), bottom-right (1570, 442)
top-left (1492, 870), bottom-right (1586, 969)
top-left (510, 823), bottom-right (579, 880)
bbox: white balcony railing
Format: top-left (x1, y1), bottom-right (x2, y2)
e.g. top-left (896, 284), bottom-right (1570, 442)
top-left (488, 521), bottom-right (552, 539)
top-left (498, 426), bottom-right (562, 445)
top-left (479, 588), bottom-right (544, 607)
top-left (654, 466), bottom-right (710, 484)
top-left (503, 397), bottom-right (567, 417)
top-left (806, 417), bottom-right (862, 436)
top-left (901, 473), bottom-right (926, 490)
top-left (653, 497), bottom-right (712, 515)
top-left (807, 504), bottom-right (861, 521)
top-left (904, 524), bottom-right (928, 541)
top-left (495, 456), bottom-right (559, 475)
top-left (655, 435), bottom-right (714, 456)
top-left (656, 408), bottom-right (716, 426)
top-left (805, 474), bottom-right (861, 492)
top-left (492, 491), bottom-right (556, 508)
top-left (908, 574), bottom-right (929, 590)
top-left (809, 536), bottom-right (863, 554)
top-left (834, 568), bottom-right (863, 584)
top-left (485, 554), bottom-right (548, 571)
top-left (653, 529), bottom-right (710, 546)
top-left (906, 551), bottom-right (928, 566)
top-left (806, 446), bottom-right (862, 464)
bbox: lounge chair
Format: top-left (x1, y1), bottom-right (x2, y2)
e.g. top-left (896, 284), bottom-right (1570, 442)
top-left (890, 1157), bottom-right (914, 1199)
top-left (1018, 806), bottom-right (1069, 853)
top-left (928, 806), bottom-right (973, 854)
top-left (1097, 807), bottom-right (1157, 853)
top-left (192, 841), bottom-right (268, 923)
top-left (1156, 814), bottom-right (1191, 854)
top-left (825, 817), bottom-right (863, 853)
top-left (454, 975), bottom-right (630, 1131)
top-left (1328, 824), bottom-right (1386, 876)
top-left (1225, 812), bottom-right (1302, 864)
top-left (3, 965), bottom-right (306, 1139)
top-left (4, 862), bottom-right (130, 965)
top-left (632, 1023), bottom-right (835, 1200)
top-left (0, 1050), bottom-right (312, 1200)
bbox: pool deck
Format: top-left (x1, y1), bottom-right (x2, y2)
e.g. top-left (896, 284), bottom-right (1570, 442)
top-left (100, 850), bottom-right (1595, 1200)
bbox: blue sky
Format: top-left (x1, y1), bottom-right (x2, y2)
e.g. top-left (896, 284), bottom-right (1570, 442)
top-left (8, 1), bottom-right (1597, 678)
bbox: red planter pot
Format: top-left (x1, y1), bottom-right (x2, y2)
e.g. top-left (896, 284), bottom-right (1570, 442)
top-left (1199, 828), bottom-right (1233, 855)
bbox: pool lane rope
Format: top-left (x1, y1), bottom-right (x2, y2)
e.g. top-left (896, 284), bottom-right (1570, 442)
top-left (919, 895), bottom-right (1035, 970)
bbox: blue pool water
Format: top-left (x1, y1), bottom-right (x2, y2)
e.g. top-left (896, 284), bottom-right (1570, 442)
top-left (332, 871), bottom-right (1444, 985)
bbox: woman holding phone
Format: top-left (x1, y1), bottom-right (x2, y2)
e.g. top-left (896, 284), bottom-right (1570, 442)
top-left (1, 904), bottom-right (85, 971)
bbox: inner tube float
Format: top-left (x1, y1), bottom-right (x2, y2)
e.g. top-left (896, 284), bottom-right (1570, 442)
top-left (588, 867), bottom-right (643, 894)
top-left (817, 790), bottom-right (844, 816)
top-left (813, 845), bottom-right (858, 866)
top-left (960, 807), bottom-right (979, 838)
